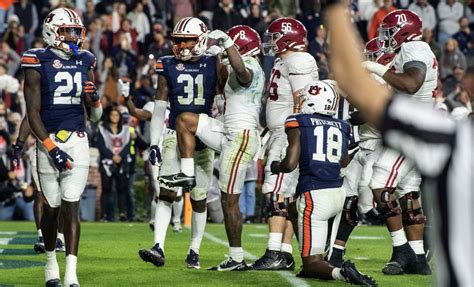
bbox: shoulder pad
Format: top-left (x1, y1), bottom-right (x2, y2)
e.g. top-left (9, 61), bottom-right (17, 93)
top-left (78, 50), bottom-right (97, 70)
top-left (155, 56), bottom-right (173, 74)
top-left (21, 49), bottom-right (44, 68)
top-left (287, 52), bottom-right (318, 75)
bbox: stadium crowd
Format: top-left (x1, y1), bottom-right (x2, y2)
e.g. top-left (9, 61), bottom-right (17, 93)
top-left (0, 0), bottom-right (472, 223)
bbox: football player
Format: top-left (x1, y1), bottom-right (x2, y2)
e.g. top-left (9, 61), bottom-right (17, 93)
top-left (22, 8), bottom-right (102, 287)
top-left (328, 39), bottom-right (395, 268)
top-left (362, 9), bottom-right (436, 275)
top-left (163, 25), bottom-right (265, 271)
top-left (138, 17), bottom-right (217, 269)
top-left (271, 81), bottom-right (376, 286)
top-left (251, 17), bottom-right (319, 270)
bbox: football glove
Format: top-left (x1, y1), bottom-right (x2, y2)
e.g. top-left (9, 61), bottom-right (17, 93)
top-left (270, 161), bottom-right (280, 174)
top-left (118, 78), bottom-right (130, 99)
top-left (361, 61), bottom-right (389, 78)
top-left (149, 145), bottom-right (162, 166)
top-left (11, 140), bottom-right (24, 170)
top-left (48, 147), bottom-right (74, 172)
top-left (84, 81), bottom-right (100, 102)
top-left (207, 29), bottom-right (234, 49)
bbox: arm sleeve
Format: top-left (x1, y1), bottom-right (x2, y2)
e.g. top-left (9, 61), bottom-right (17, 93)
top-left (381, 95), bottom-right (457, 178)
top-left (149, 100), bottom-right (167, 146)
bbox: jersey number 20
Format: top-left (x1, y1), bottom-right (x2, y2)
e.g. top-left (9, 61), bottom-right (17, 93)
top-left (177, 74), bottom-right (205, 105)
top-left (312, 126), bottom-right (343, 163)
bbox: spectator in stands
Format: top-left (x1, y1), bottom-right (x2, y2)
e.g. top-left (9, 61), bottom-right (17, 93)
top-left (212, 0), bottom-right (243, 31)
top-left (437, 0), bottom-right (464, 47)
top-left (111, 2), bottom-right (127, 33)
top-left (146, 22), bottom-right (172, 60)
top-left (243, 4), bottom-right (267, 37)
top-left (0, 41), bottom-right (20, 76)
top-left (422, 28), bottom-right (441, 60)
top-left (268, 0), bottom-right (298, 18)
top-left (440, 38), bottom-right (467, 80)
top-left (3, 16), bottom-right (25, 56)
top-left (443, 64), bottom-right (465, 96)
top-left (7, 0), bottom-right (38, 49)
top-left (453, 17), bottom-right (474, 56)
top-left (83, 0), bottom-right (98, 27)
top-left (172, 0), bottom-right (196, 26)
top-left (112, 32), bottom-right (138, 80)
top-left (368, 0), bottom-right (396, 40)
top-left (99, 57), bottom-right (120, 107)
top-left (309, 24), bottom-right (328, 62)
top-left (0, 63), bottom-right (20, 114)
top-left (97, 106), bottom-right (131, 222)
top-left (128, 2), bottom-right (151, 54)
top-left (408, 0), bottom-right (437, 31)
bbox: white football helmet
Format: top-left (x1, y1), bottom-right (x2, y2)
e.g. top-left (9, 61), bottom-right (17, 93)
top-left (299, 80), bottom-right (339, 116)
top-left (42, 8), bottom-right (85, 56)
top-left (171, 17), bottom-right (208, 61)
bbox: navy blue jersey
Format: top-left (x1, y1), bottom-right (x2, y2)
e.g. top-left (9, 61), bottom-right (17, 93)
top-left (155, 55), bottom-right (217, 130)
top-left (285, 113), bottom-right (350, 197)
top-left (21, 48), bottom-right (96, 133)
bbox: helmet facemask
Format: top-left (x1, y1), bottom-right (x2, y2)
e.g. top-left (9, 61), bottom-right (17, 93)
top-left (262, 31), bottom-right (281, 56)
top-left (56, 25), bottom-right (85, 56)
top-left (171, 34), bottom-right (207, 61)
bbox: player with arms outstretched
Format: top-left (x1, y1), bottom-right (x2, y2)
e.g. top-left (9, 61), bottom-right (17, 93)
top-left (251, 17), bottom-right (319, 270)
top-left (22, 8), bottom-right (102, 287)
top-left (271, 81), bottom-right (376, 286)
top-left (362, 9), bottom-right (436, 275)
top-left (138, 17), bottom-right (217, 269)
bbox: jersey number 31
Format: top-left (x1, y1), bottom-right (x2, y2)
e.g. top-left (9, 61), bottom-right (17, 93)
top-left (312, 126), bottom-right (343, 163)
top-left (177, 74), bottom-right (205, 105)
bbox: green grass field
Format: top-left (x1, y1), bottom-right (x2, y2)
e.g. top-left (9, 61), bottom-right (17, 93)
top-left (0, 221), bottom-right (433, 286)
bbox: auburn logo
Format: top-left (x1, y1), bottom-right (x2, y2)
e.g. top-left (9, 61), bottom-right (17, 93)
top-left (308, 85), bottom-right (322, 95)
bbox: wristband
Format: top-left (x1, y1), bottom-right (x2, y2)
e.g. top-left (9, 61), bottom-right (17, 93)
top-left (42, 138), bottom-right (57, 152)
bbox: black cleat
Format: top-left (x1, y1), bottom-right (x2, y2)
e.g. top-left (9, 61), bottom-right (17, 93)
top-left (281, 252), bottom-right (295, 271)
top-left (382, 243), bottom-right (416, 275)
top-left (341, 261), bottom-right (378, 286)
top-left (186, 249), bottom-right (200, 269)
top-left (406, 254), bottom-right (432, 275)
top-left (55, 238), bottom-right (65, 252)
top-left (328, 248), bottom-right (344, 268)
top-left (250, 249), bottom-right (286, 270)
top-left (160, 173), bottom-right (196, 188)
top-left (139, 243), bottom-right (165, 267)
top-left (208, 258), bottom-right (249, 271)
top-left (45, 279), bottom-right (62, 287)
top-left (34, 237), bottom-right (46, 254)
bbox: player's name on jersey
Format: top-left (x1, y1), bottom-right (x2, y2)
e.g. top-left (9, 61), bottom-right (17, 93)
top-left (310, 118), bottom-right (343, 128)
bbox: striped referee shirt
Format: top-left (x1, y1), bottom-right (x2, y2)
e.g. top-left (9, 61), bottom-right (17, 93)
top-left (381, 95), bottom-right (473, 287)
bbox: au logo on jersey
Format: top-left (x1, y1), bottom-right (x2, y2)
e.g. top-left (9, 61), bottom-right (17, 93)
top-left (53, 59), bottom-right (63, 69)
top-left (176, 63), bottom-right (185, 71)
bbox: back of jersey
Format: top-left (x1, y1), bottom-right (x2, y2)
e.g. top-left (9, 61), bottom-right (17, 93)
top-left (285, 113), bottom-right (350, 197)
top-left (156, 55), bottom-right (217, 130)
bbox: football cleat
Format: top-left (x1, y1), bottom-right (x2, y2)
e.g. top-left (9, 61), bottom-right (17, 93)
top-left (186, 249), bottom-right (201, 269)
top-left (160, 173), bottom-right (196, 188)
top-left (45, 278), bottom-right (62, 287)
top-left (406, 254), bottom-right (432, 275)
top-left (173, 222), bottom-right (182, 233)
top-left (34, 237), bottom-right (46, 254)
top-left (55, 238), bottom-right (65, 252)
top-left (382, 243), bottom-right (416, 275)
top-left (250, 249), bottom-right (286, 271)
top-left (282, 251), bottom-right (295, 271)
top-left (209, 257), bottom-right (249, 271)
top-left (341, 261), bottom-right (378, 286)
top-left (138, 243), bottom-right (165, 267)
top-left (328, 248), bottom-right (344, 268)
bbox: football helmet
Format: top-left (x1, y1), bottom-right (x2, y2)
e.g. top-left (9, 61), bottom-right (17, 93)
top-left (226, 25), bottom-right (261, 58)
top-left (171, 17), bottom-right (208, 61)
top-left (365, 38), bottom-right (395, 66)
top-left (262, 17), bottom-right (307, 56)
top-left (42, 8), bottom-right (86, 56)
top-left (378, 9), bottom-right (422, 53)
top-left (298, 80), bottom-right (339, 116)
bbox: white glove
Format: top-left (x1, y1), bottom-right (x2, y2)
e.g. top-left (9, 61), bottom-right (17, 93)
top-left (207, 29), bottom-right (234, 49)
top-left (118, 79), bottom-right (130, 98)
top-left (361, 61), bottom-right (389, 78)
top-left (206, 45), bottom-right (223, 56)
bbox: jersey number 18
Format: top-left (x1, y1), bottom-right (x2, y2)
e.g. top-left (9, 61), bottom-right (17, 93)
top-left (312, 126), bottom-right (343, 163)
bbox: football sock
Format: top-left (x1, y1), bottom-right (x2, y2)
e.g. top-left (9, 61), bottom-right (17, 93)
top-left (229, 247), bottom-right (244, 262)
top-left (181, 158), bottom-right (195, 176)
top-left (154, 200), bottom-right (172, 251)
top-left (332, 267), bottom-right (345, 281)
top-left (172, 197), bottom-right (183, 224)
top-left (44, 251), bottom-right (59, 282)
top-left (149, 199), bottom-right (157, 225)
top-left (64, 255), bottom-right (78, 285)
top-left (333, 244), bottom-right (345, 251)
top-left (390, 229), bottom-right (407, 247)
top-left (268, 233), bottom-right (282, 251)
top-left (38, 229), bottom-right (42, 237)
top-left (57, 232), bottom-right (65, 243)
top-left (189, 210), bottom-right (207, 254)
top-left (280, 243), bottom-right (293, 254)
top-left (408, 240), bottom-right (425, 255)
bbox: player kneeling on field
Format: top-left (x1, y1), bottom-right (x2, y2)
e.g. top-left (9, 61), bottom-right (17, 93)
top-left (271, 81), bottom-right (377, 286)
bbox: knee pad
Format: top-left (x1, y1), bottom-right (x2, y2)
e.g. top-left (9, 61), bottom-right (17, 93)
top-left (401, 192), bottom-right (426, 225)
top-left (269, 196), bottom-right (288, 218)
top-left (371, 189), bottom-right (401, 220)
top-left (342, 196), bottom-right (359, 226)
top-left (158, 189), bottom-right (177, 203)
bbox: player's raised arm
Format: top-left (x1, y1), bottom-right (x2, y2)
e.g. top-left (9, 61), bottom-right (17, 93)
top-left (149, 71), bottom-right (169, 165)
top-left (84, 70), bottom-right (103, 122)
top-left (327, 4), bottom-right (390, 127)
top-left (121, 79), bottom-right (153, 121)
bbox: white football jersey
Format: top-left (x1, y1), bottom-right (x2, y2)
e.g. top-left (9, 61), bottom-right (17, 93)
top-left (266, 52), bottom-right (319, 130)
top-left (223, 56), bottom-right (265, 130)
top-left (392, 41), bottom-right (438, 102)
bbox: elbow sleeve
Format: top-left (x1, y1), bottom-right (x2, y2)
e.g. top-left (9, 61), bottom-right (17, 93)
top-left (150, 100), bottom-right (167, 146)
top-left (90, 104), bottom-right (103, 122)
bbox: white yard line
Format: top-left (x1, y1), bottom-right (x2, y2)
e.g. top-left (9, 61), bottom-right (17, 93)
top-left (203, 231), bottom-right (310, 287)
top-left (0, 238), bottom-right (13, 245)
top-left (351, 236), bottom-right (385, 240)
top-left (0, 232), bottom-right (17, 235)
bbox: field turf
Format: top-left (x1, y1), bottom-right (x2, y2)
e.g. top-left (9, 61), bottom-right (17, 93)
top-left (0, 221), bottom-right (433, 286)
